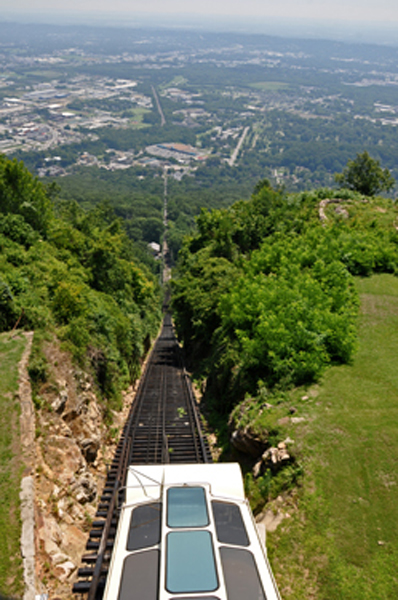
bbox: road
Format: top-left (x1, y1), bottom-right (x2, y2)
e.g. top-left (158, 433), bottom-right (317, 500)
top-left (151, 85), bottom-right (166, 126)
top-left (228, 125), bottom-right (250, 166)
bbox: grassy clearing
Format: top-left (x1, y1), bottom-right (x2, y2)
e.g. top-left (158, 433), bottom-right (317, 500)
top-left (0, 332), bottom-right (27, 598)
top-left (161, 75), bottom-right (188, 89)
top-left (269, 274), bottom-right (398, 599)
top-left (129, 107), bottom-right (151, 128)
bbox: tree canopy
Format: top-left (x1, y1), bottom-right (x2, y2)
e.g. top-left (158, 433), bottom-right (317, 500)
top-left (0, 155), bottom-right (162, 408)
top-left (172, 182), bottom-right (398, 412)
top-left (334, 151), bottom-right (395, 196)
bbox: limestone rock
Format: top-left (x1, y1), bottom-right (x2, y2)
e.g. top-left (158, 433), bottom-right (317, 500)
top-left (230, 427), bottom-right (268, 457)
top-left (262, 446), bottom-right (291, 471)
top-left (335, 205), bottom-right (349, 219)
top-left (51, 552), bottom-right (71, 566)
top-left (62, 399), bottom-right (86, 422)
top-left (56, 497), bottom-right (74, 524)
top-left (60, 524), bottom-right (88, 562)
top-left (70, 472), bottom-right (97, 504)
top-left (283, 436), bottom-right (295, 446)
top-left (53, 421), bottom-right (72, 437)
top-left (291, 416), bottom-right (306, 424)
top-left (36, 513), bottom-right (63, 557)
top-left (53, 560), bottom-right (76, 582)
top-left (44, 435), bottom-right (85, 483)
top-left (252, 459), bottom-right (263, 478)
top-left (51, 389), bottom-right (68, 414)
top-left (80, 436), bottom-right (100, 463)
top-left (256, 509), bottom-right (286, 532)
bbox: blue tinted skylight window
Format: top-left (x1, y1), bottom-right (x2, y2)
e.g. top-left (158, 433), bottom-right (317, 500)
top-left (166, 531), bottom-right (218, 593)
top-left (167, 487), bottom-right (208, 528)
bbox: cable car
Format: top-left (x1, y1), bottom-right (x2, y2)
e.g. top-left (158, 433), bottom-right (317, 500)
top-left (103, 463), bottom-right (281, 600)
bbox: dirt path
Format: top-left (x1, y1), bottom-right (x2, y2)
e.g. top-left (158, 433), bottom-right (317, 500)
top-left (17, 331), bottom-right (36, 600)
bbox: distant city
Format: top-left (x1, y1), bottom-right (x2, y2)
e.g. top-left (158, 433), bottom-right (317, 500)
top-left (1, 22), bottom-right (398, 192)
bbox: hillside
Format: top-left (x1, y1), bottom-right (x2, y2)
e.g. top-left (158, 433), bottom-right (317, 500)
top-left (269, 274), bottom-right (398, 598)
top-left (0, 155), bottom-right (162, 410)
top-left (1, 152), bottom-right (398, 598)
top-left (0, 332), bottom-right (28, 599)
top-left (0, 154), bottom-right (163, 598)
top-left (172, 182), bottom-right (398, 598)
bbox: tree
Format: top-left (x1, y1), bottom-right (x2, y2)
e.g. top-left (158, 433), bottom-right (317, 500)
top-left (334, 151), bottom-right (395, 196)
top-left (0, 155), bottom-right (53, 235)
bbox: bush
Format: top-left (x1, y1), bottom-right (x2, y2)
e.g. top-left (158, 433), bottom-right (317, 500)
top-left (0, 155), bottom-right (162, 407)
top-left (0, 279), bottom-right (17, 332)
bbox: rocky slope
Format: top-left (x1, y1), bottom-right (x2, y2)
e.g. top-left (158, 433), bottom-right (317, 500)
top-left (30, 337), bottom-right (139, 599)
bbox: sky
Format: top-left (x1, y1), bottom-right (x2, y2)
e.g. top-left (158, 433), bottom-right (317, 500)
top-left (3, 0), bottom-right (398, 44)
top-left (4, 0), bottom-right (398, 23)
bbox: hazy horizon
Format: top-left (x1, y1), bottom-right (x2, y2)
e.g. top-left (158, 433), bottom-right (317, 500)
top-left (2, 5), bottom-right (398, 46)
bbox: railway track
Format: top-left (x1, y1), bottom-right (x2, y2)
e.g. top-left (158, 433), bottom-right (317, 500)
top-left (73, 313), bottom-right (211, 599)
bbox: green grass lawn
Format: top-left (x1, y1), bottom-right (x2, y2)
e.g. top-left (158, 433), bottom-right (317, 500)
top-left (269, 274), bottom-right (398, 599)
top-left (129, 107), bottom-right (151, 128)
top-left (161, 75), bottom-right (188, 89)
top-left (0, 332), bottom-right (28, 598)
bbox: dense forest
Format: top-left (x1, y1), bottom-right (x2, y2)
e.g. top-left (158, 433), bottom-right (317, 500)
top-left (0, 155), bottom-right (162, 414)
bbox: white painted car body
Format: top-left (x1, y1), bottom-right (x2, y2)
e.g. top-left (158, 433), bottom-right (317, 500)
top-left (103, 463), bottom-right (281, 600)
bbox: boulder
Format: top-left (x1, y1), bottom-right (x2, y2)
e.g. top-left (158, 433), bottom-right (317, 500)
top-left (80, 436), bottom-right (100, 463)
top-left (283, 436), bottom-right (295, 446)
top-left (70, 472), bottom-right (97, 504)
top-left (53, 560), bottom-right (76, 582)
top-left (256, 509), bottom-right (286, 532)
top-left (51, 389), bottom-right (68, 414)
top-left (36, 513), bottom-right (63, 557)
top-left (335, 205), bottom-right (349, 219)
top-left (62, 399), bottom-right (86, 422)
top-left (60, 524), bottom-right (88, 562)
top-left (252, 459), bottom-right (263, 479)
top-left (230, 427), bottom-right (268, 457)
top-left (291, 417), bottom-right (306, 424)
top-left (262, 446), bottom-right (291, 472)
top-left (53, 421), bottom-right (72, 438)
top-left (51, 552), bottom-right (70, 566)
top-left (44, 436), bottom-right (85, 483)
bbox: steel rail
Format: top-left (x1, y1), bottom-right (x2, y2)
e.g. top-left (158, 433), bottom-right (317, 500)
top-left (73, 315), bottom-right (211, 598)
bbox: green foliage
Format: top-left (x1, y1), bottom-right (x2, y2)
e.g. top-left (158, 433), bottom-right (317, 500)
top-left (172, 183), bottom-right (398, 412)
top-left (172, 252), bottom-right (240, 366)
top-left (211, 235), bottom-right (358, 403)
top-left (245, 463), bottom-right (303, 514)
top-left (0, 333), bottom-right (26, 598)
top-left (0, 155), bottom-right (53, 235)
top-left (28, 330), bottom-right (49, 409)
top-left (0, 213), bottom-right (39, 247)
top-left (269, 274), bottom-right (398, 599)
top-left (0, 278), bottom-right (17, 332)
top-left (0, 155), bottom-right (162, 408)
top-left (335, 151), bottom-right (395, 196)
